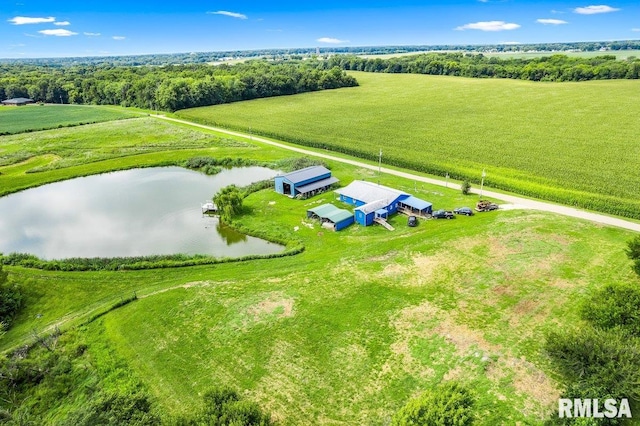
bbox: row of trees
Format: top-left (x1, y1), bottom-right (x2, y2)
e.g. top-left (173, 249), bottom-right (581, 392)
top-left (0, 61), bottom-right (357, 111)
top-left (319, 52), bottom-right (640, 82)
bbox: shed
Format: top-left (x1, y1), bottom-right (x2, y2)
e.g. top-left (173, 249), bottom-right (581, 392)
top-left (274, 166), bottom-right (338, 198)
top-left (1, 97), bottom-right (34, 106)
top-left (306, 203), bottom-right (354, 231)
top-left (398, 195), bottom-right (433, 216)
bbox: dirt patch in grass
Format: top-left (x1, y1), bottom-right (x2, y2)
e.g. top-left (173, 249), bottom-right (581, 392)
top-left (510, 358), bottom-right (561, 418)
top-left (247, 292), bottom-right (295, 320)
top-left (433, 317), bottom-right (502, 356)
top-left (369, 250), bottom-right (398, 262)
top-left (382, 263), bottom-right (408, 277)
top-left (412, 252), bottom-right (460, 284)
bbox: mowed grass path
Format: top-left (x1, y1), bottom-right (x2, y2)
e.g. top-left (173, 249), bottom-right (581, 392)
top-left (0, 104), bottom-right (137, 135)
top-left (177, 72), bottom-right (640, 217)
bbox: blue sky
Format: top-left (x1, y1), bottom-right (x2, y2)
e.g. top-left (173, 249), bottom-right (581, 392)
top-left (2, 1), bottom-right (639, 58)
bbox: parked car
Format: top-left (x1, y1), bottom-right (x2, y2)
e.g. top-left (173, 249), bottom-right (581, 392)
top-left (407, 215), bottom-right (418, 227)
top-left (453, 207), bottom-right (474, 216)
top-left (432, 209), bottom-right (455, 219)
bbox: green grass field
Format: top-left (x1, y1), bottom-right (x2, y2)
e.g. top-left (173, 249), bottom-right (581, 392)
top-left (0, 104), bottom-right (137, 135)
top-left (176, 71), bottom-right (640, 219)
top-left (1, 109), bottom-right (639, 424)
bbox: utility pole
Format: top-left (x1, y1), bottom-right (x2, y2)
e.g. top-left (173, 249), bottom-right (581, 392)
top-left (445, 172), bottom-right (449, 188)
top-left (378, 148), bottom-right (382, 185)
top-left (480, 169), bottom-right (486, 198)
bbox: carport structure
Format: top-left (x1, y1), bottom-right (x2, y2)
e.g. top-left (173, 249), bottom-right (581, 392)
top-left (306, 203), bottom-right (354, 231)
top-left (397, 195), bottom-right (433, 217)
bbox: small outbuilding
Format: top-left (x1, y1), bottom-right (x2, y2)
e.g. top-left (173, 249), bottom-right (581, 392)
top-left (307, 203), bottom-right (354, 231)
top-left (1, 97), bottom-right (34, 106)
top-left (275, 166), bottom-right (339, 198)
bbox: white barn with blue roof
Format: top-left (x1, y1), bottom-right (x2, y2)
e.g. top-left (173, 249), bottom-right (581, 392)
top-left (274, 166), bottom-right (339, 198)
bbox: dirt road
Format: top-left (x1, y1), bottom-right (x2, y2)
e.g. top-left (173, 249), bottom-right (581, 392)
top-left (154, 115), bottom-right (640, 233)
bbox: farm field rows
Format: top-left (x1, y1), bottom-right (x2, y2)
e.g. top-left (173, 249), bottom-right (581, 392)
top-left (1, 113), bottom-right (638, 424)
top-left (176, 71), bottom-right (640, 218)
top-left (0, 104), bottom-right (137, 135)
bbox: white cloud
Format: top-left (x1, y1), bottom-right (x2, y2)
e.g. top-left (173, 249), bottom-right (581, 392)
top-left (317, 37), bottom-right (349, 44)
top-left (54, 21), bottom-right (71, 26)
top-left (455, 21), bottom-right (521, 31)
top-left (632, 28), bottom-right (640, 32)
top-left (8, 16), bottom-right (55, 25)
top-left (536, 18), bottom-right (568, 25)
top-left (38, 29), bottom-right (77, 37)
top-left (573, 5), bottom-right (620, 14)
top-left (501, 41), bottom-right (522, 45)
top-left (207, 11), bottom-right (248, 20)
top-left (84, 32), bottom-right (101, 36)
top-left (112, 36), bottom-right (126, 40)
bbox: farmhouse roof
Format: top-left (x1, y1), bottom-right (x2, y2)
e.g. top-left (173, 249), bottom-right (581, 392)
top-left (355, 199), bottom-right (389, 214)
top-left (335, 180), bottom-right (408, 204)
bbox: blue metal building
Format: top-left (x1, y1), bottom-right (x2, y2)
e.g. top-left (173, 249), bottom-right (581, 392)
top-left (335, 181), bottom-right (410, 226)
top-left (274, 166), bottom-right (339, 198)
top-left (335, 180), bottom-right (432, 226)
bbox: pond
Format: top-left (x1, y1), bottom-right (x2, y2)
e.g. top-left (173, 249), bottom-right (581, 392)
top-left (0, 166), bottom-right (284, 260)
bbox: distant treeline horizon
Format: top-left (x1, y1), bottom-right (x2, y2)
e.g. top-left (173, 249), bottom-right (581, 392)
top-left (0, 40), bottom-right (639, 67)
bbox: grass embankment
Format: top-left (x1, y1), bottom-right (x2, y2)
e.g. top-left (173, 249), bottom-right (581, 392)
top-left (1, 112), bottom-right (639, 424)
top-left (0, 104), bottom-right (138, 135)
top-left (176, 71), bottom-right (640, 219)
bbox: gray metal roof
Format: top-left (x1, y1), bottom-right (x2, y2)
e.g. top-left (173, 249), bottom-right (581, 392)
top-left (296, 176), bottom-right (339, 194)
top-left (335, 180), bottom-right (408, 204)
top-left (2, 97), bottom-right (34, 104)
top-left (280, 166), bottom-right (331, 184)
top-left (355, 199), bottom-right (389, 214)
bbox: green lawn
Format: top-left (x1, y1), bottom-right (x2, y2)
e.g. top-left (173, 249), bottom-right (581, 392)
top-left (1, 112), bottom-right (638, 424)
top-left (0, 104), bottom-right (138, 135)
top-left (176, 72), bottom-right (640, 219)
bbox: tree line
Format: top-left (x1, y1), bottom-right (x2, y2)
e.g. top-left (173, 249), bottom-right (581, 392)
top-left (0, 61), bottom-right (358, 111)
top-left (2, 40), bottom-right (639, 67)
top-left (318, 52), bottom-right (640, 82)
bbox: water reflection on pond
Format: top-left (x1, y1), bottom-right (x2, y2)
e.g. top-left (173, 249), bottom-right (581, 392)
top-left (0, 166), bottom-right (283, 259)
